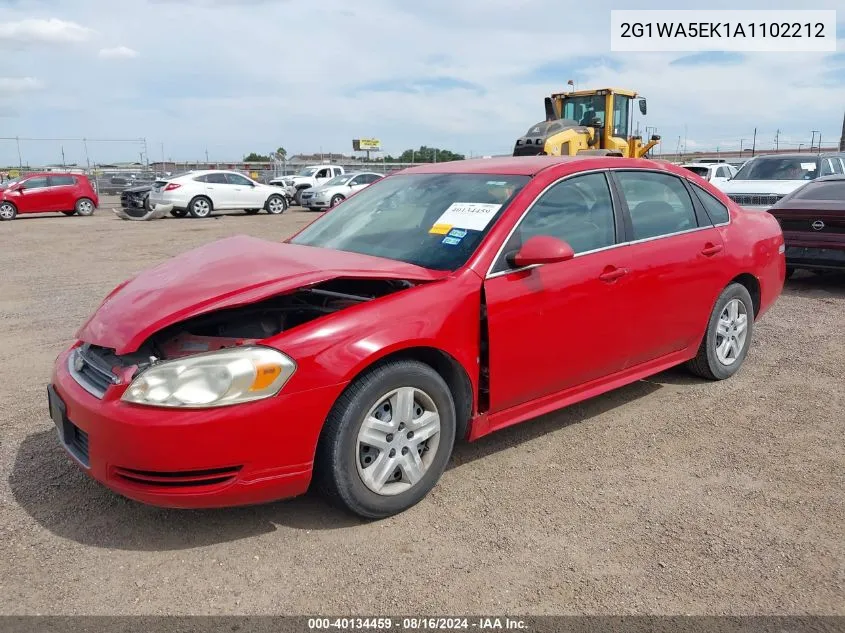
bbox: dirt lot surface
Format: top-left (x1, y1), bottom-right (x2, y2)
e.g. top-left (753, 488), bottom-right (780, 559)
top-left (1, 200), bottom-right (843, 615)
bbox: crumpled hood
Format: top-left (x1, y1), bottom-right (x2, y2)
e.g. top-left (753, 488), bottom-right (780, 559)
top-left (77, 235), bottom-right (447, 354)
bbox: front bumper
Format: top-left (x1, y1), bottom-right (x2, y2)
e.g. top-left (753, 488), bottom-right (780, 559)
top-left (49, 346), bottom-right (344, 509)
top-left (303, 197), bottom-right (330, 209)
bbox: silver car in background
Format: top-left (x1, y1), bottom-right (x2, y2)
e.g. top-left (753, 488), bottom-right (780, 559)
top-left (300, 172), bottom-right (382, 211)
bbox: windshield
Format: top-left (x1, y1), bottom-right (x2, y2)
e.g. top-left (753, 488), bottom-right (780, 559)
top-left (296, 167), bottom-right (319, 177)
top-left (682, 166), bottom-right (710, 178)
top-left (289, 173), bottom-right (531, 271)
top-left (1, 178), bottom-right (21, 188)
top-left (323, 174), bottom-right (354, 187)
top-left (733, 157), bottom-right (819, 181)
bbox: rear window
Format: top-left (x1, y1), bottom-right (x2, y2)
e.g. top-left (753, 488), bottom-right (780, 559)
top-left (793, 181), bottom-right (845, 201)
top-left (683, 166), bottom-right (709, 178)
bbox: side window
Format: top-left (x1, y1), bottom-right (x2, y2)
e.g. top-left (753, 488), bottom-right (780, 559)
top-left (691, 184), bottom-right (730, 225)
top-left (333, 168), bottom-right (342, 177)
top-left (22, 176), bottom-right (48, 190)
top-left (493, 172), bottom-right (617, 273)
top-left (716, 166), bottom-right (729, 178)
top-left (49, 175), bottom-right (75, 186)
top-left (204, 173), bottom-right (227, 184)
top-left (193, 174), bottom-right (209, 183)
top-left (828, 158), bottom-right (843, 175)
top-left (316, 168), bottom-right (330, 179)
top-left (348, 177), bottom-right (360, 186)
top-left (225, 173), bottom-right (252, 186)
top-left (615, 171), bottom-right (698, 240)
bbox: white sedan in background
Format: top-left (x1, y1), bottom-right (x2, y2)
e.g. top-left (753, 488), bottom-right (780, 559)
top-left (300, 171), bottom-right (383, 211)
top-left (679, 162), bottom-right (738, 185)
top-left (148, 170), bottom-right (289, 218)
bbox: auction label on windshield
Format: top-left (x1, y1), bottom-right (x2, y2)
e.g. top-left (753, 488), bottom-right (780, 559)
top-left (429, 202), bottom-right (502, 234)
top-left (610, 10), bottom-right (837, 51)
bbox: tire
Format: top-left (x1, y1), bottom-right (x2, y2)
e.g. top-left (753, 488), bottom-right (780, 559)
top-left (264, 194), bottom-right (287, 215)
top-left (314, 360), bottom-right (456, 519)
top-left (143, 195), bottom-right (151, 212)
top-left (244, 208), bottom-right (261, 215)
top-left (0, 201), bottom-right (17, 221)
top-left (294, 188), bottom-right (306, 206)
top-left (330, 194), bottom-right (345, 208)
top-left (62, 210), bottom-right (76, 216)
top-left (75, 197), bottom-right (95, 216)
top-left (170, 208), bottom-right (188, 218)
top-left (188, 196), bottom-right (212, 218)
top-left (686, 283), bottom-right (755, 381)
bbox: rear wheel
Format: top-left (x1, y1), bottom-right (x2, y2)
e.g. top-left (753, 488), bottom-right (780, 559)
top-left (294, 188), bottom-right (306, 206)
top-left (0, 201), bottom-right (17, 221)
top-left (687, 283), bottom-right (754, 381)
top-left (265, 194), bottom-right (287, 215)
top-left (315, 360), bottom-right (456, 519)
top-left (75, 197), bottom-right (95, 216)
top-left (188, 196), bottom-right (212, 218)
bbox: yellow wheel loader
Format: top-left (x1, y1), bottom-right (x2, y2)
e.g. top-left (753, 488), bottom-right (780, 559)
top-left (513, 88), bottom-right (661, 158)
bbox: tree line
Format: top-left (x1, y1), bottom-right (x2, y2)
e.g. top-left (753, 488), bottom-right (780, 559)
top-left (243, 146), bottom-right (465, 163)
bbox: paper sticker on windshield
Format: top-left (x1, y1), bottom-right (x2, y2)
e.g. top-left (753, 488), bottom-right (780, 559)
top-left (801, 163), bottom-right (816, 170)
top-left (442, 236), bottom-right (462, 246)
top-left (429, 223), bottom-right (452, 235)
top-left (486, 181), bottom-right (507, 186)
top-left (432, 202), bottom-right (502, 232)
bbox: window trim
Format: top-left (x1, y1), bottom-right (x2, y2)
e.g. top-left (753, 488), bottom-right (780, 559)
top-left (485, 168), bottom-right (729, 280)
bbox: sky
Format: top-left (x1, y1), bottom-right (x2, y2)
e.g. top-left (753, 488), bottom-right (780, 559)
top-left (0, 0), bottom-right (843, 166)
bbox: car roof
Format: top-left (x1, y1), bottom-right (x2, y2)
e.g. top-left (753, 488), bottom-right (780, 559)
top-left (400, 155), bottom-right (686, 176)
top-left (811, 174), bottom-right (845, 183)
top-left (680, 163), bottom-right (717, 168)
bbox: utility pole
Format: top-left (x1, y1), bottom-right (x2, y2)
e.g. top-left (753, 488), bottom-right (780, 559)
top-left (205, 148), bottom-right (209, 163)
top-left (15, 136), bottom-right (22, 169)
top-left (774, 129), bottom-right (780, 151)
top-left (142, 137), bottom-right (149, 171)
top-left (751, 128), bottom-right (757, 157)
top-left (817, 133), bottom-right (822, 153)
top-left (798, 143), bottom-right (804, 152)
top-left (810, 130), bottom-right (819, 152)
top-left (61, 146), bottom-right (66, 168)
top-left (83, 137), bottom-right (90, 169)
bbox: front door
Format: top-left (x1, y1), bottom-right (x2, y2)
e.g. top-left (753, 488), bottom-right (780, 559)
top-left (13, 176), bottom-right (53, 213)
top-left (225, 173), bottom-right (265, 208)
top-left (609, 169), bottom-right (729, 367)
top-left (483, 171), bottom-right (632, 413)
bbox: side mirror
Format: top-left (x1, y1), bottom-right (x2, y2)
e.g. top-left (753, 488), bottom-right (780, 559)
top-left (639, 99), bottom-right (647, 115)
top-left (508, 235), bottom-right (575, 268)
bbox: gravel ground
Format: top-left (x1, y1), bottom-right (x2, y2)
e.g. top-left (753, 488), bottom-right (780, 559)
top-left (0, 200), bottom-right (843, 615)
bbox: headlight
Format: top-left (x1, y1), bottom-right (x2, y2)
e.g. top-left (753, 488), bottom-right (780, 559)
top-left (121, 346), bottom-right (296, 408)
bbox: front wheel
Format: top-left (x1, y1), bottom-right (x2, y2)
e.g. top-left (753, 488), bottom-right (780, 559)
top-left (0, 201), bottom-right (17, 221)
top-left (315, 360), bottom-right (456, 519)
top-left (330, 194), bottom-right (345, 208)
top-left (75, 197), bottom-right (95, 216)
top-left (265, 194), bottom-right (287, 215)
top-left (686, 283), bottom-right (754, 381)
top-left (294, 189), bottom-right (306, 206)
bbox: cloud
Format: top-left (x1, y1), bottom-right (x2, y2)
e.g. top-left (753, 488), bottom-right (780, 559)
top-left (0, 18), bottom-right (94, 46)
top-left (98, 46), bottom-right (140, 59)
top-left (1, 0), bottom-right (844, 165)
top-left (0, 77), bottom-right (45, 93)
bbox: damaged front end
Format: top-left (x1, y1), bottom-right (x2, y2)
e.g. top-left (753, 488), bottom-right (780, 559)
top-left (71, 277), bottom-right (417, 398)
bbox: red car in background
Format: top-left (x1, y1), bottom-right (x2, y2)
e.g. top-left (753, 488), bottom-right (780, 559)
top-left (0, 172), bottom-right (98, 220)
top-left (48, 156), bottom-right (785, 519)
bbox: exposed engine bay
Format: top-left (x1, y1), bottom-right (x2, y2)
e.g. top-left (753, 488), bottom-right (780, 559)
top-left (111, 278), bottom-right (416, 370)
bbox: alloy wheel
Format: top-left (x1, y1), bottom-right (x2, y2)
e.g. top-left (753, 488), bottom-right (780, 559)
top-left (715, 298), bottom-right (748, 365)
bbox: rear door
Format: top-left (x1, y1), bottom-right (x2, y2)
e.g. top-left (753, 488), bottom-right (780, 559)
top-left (202, 172), bottom-right (232, 208)
top-left (609, 169), bottom-right (729, 367)
top-left (483, 171), bottom-right (632, 412)
top-left (48, 175), bottom-right (78, 211)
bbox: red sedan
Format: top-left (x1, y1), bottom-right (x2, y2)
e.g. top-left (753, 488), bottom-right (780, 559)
top-left (0, 172), bottom-right (99, 220)
top-left (49, 157), bottom-right (785, 518)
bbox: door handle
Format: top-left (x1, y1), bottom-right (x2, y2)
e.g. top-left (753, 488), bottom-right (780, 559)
top-left (599, 267), bottom-right (628, 282)
top-left (701, 243), bottom-right (723, 256)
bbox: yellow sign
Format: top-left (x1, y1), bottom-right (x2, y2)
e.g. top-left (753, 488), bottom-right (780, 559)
top-left (359, 138), bottom-right (380, 150)
top-left (8, 170), bottom-right (19, 178)
top-left (429, 223), bottom-right (452, 235)
top-left (250, 171), bottom-right (259, 179)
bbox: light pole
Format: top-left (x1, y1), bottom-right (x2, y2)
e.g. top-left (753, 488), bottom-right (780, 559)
top-left (810, 130), bottom-right (819, 151)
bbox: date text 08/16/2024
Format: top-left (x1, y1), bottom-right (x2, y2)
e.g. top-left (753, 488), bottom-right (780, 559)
top-left (307, 617), bottom-right (528, 630)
